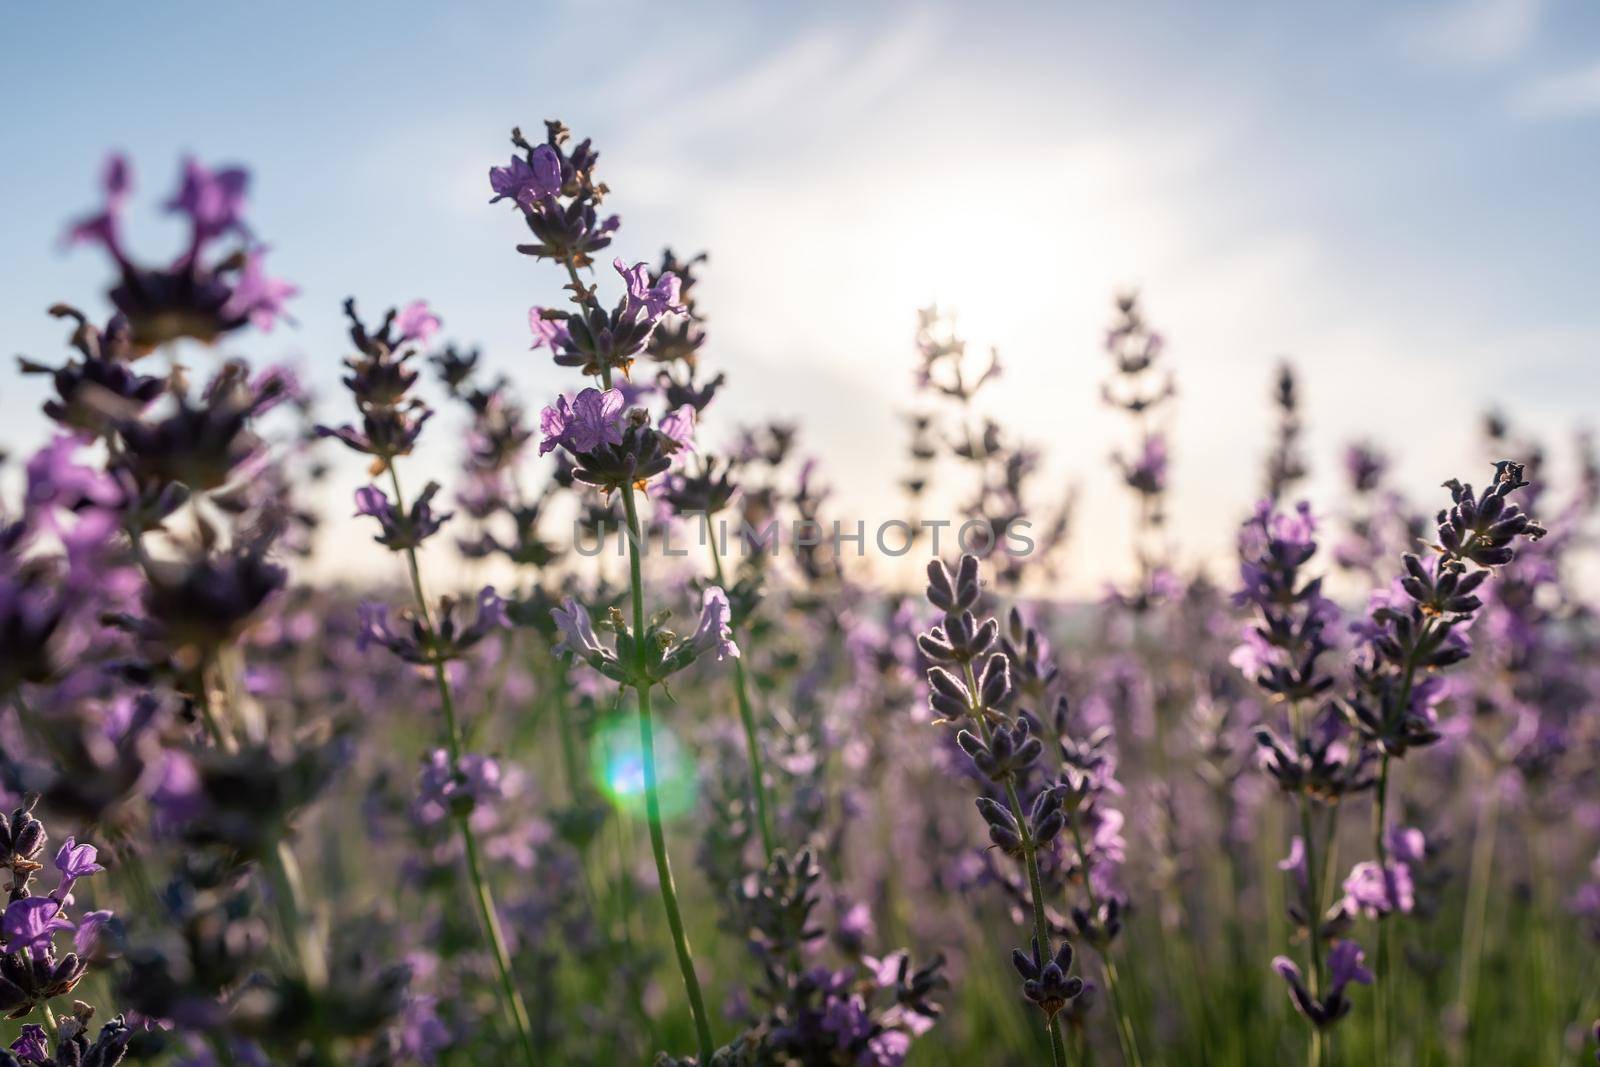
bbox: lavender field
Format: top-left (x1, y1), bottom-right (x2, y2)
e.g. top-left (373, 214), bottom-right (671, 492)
top-left (4, 8), bottom-right (1600, 1067)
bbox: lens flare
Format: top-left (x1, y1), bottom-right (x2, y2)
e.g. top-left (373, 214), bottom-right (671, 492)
top-left (589, 710), bottom-right (697, 820)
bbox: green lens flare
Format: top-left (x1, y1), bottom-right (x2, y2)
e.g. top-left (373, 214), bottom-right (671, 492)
top-left (589, 710), bottom-right (697, 820)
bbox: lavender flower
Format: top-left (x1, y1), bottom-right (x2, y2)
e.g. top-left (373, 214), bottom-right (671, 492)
top-left (1342, 463), bottom-right (1545, 756)
top-left (537, 388), bottom-right (685, 492)
top-left (316, 298), bottom-right (439, 473)
top-left (686, 586), bottom-right (739, 663)
top-left (64, 154), bottom-right (294, 349)
top-left (492, 122), bottom-right (618, 267)
top-left (355, 482), bottom-right (452, 550)
top-left (359, 587), bottom-right (510, 665)
top-left (526, 258), bottom-right (684, 378)
top-left (0, 1011), bottom-right (133, 1066)
top-left (2, 898), bottom-right (74, 956)
top-left (1272, 940), bottom-right (1373, 1029)
top-left (51, 837), bottom-right (104, 902)
top-left (0, 803), bottom-right (111, 1021)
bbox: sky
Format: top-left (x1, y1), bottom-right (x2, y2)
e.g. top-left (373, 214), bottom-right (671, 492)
top-left (2, 0), bottom-right (1598, 592)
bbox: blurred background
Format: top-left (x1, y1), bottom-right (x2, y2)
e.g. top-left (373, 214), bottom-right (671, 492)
top-left (3, 0), bottom-right (1598, 592)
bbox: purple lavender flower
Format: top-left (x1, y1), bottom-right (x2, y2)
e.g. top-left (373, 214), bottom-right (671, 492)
top-left (394, 300), bottom-right (442, 347)
top-left (1, 1015), bottom-right (134, 1065)
top-left (164, 156), bottom-right (250, 243)
top-left (1116, 432), bottom-right (1168, 496)
top-left (567, 388), bottom-right (627, 453)
top-left (317, 408), bottom-right (433, 471)
top-left (657, 405), bottom-right (697, 455)
top-left (527, 310), bottom-right (572, 356)
top-left (360, 587), bottom-right (510, 665)
top-left (551, 597), bottom-right (608, 662)
top-left (63, 153), bottom-right (294, 349)
top-left (18, 307), bottom-right (163, 436)
top-left (138, 549), bottom-right (287, 657)
top-left (615, 258), bottom-right (686, 319)
top-left (9, 1025), bottom-right (49, 1063)
top-left (2, 897), bottom-right (74, 956)
top-left (355, 482), bottom-right (452, 550)
top-left (62, 154), bottom-right (132, 249)
top-left (489, 144), bottom-right (563, 207)
top-left (1343, 442), bottom-right (1389, 494)
top-left (1342, 462), bottom-right (1545, 756)
top-left (491, 121), bottom-right (619, 268)
top-left (524, 257), bottom-right (685, 377)
top-left (536, 388), bottom-right (680, 491)
top-left (397, 991), bottom-right (451, 1062)
top-left (1326, 940), bottom-right (1374, 994)
top-left (24, 436), bottom-right (124, 519)
top-left (1233, 499), bottom-right (1339, 708)
top-left (1340, 860), bottom-right (1415, 919)
top-left (686, 586), bottom-right (739, 663)
top-left (414, 750), bottom-right (506, 826)
top-left (1278, 836), bottom-right (1308, 892)
top-left (51, 836), bottom-right (104, 901)
top-left (222, 248), bottom-right (299, 332)
top-left (72, 909), bottom-right (116, 958)
top-left (1272, 939), bottom-right (1372, 1029)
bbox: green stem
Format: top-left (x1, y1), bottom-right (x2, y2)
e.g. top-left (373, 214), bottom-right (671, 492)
top-left (1298, 798), bottom-right (1324, 996)
top-left (1372, 753), bottom-right (1392, 1066)
top-left (1068, 818), bottom-right (1145, 1067)
top-left (1453, 825), bottom-right (1495, 1056)
top-left (551, 660), bottom-right (586, 800)
top-left (573, 255), bottom-right (713, 1058)
top-left (1287, 701), bottom-right (1324, 1067)
top-left (1524, 810), bottom-right (1560, 1064)
top-left (621, 482), bottom-right (716, 1063)
top-left (267, 837), bottom-right (328, 990)
top-left (388, 465), bottom-right (540, 1067)
top-left (705, 517), bottom-right (776, 859)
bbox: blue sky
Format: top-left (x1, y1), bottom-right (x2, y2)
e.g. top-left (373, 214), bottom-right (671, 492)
top-left (3, 1), bottom-right (1598, 588)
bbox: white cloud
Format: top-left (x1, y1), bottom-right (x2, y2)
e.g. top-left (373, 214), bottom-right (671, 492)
top-left (1508, 59), bottom-right (1600, 116)
top-left (1396, 0), bottom-right (1545, 67)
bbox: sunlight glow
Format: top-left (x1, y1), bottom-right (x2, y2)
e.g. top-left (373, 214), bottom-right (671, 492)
top-left (589, 710), bottom-right (698, 819)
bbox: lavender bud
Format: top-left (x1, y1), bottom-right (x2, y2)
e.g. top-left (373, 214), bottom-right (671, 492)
top-left (975, 797), bottom-right (1024, 854)
top-left (1011, 936), bottom-right (1084, 1020)
top-left (925, 555), bottom-right (982, 613)
top-left (926, 667), bottom-right (973, 721)
top-left (957, 719), bottom-right (1041, 781)
top-left (1029, 786), bottom-right (1065, 846)
top-left (977, 653), bottom-right (1012, 708)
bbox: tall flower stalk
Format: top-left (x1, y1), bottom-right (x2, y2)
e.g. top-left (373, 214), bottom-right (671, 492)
top-left (1235, 500), bottom-right (1371, 1066)
top-left (1338, 461), bottom-right (1545, 1052)
top-left (324, 298), bottom-right (540, 1067)
top-left (1056, 729), bottom-right (1145, 1067)
top-left (919, 555), bottom-right (1078, 1067)
top-left (1102, 292), bottom-right (1175, 612)
top-left (491, 120), bottom-right (738, 1062)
